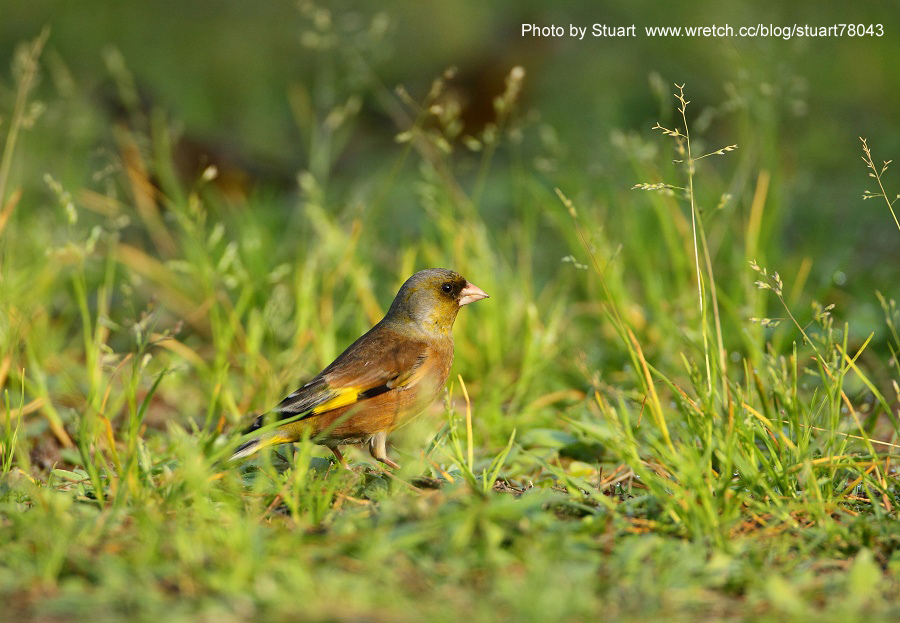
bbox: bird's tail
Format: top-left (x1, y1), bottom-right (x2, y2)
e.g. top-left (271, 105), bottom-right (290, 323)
top-left (230, 436), bottom-right (263, 461)
top-left (229, 415), bottom-right (293, 461)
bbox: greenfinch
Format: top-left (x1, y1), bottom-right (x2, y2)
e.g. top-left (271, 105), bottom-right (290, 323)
top-left (231, 268), bottom-right (488, 468)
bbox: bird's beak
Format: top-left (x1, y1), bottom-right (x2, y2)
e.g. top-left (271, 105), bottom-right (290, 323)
top-left (459, 281), bottom-right (489, 306)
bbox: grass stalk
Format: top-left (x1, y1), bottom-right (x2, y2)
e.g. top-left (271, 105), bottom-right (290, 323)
top-left (861, 137), bottom-right (900, 233)
top-left (0, 28), bottom-right (49, 209)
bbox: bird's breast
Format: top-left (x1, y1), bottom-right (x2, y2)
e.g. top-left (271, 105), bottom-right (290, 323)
top-left (305, 339), bottom-right (455, 444)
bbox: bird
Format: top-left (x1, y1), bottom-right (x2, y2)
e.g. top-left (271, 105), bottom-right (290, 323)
top-left (230, 268), bottom-right (488, 468)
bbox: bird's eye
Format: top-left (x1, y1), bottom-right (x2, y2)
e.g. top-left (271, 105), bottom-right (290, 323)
top-left (441, 283), bottom-right (453, 294)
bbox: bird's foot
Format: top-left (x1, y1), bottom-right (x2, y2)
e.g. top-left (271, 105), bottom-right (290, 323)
top-left (329, 446), bottom-right (353, 471)
top-left (377, 456), bottom-right (401, 470)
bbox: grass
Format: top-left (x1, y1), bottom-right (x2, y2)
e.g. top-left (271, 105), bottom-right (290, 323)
top-left (3, 22), bottom-right (900, 623)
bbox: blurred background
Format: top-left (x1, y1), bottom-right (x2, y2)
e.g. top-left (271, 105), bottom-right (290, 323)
top-left (3, 0), bottom-right (900, 438)
top-left (4, 0), bottom-right (899, 281)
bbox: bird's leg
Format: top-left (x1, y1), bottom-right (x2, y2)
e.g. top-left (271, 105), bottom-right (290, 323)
top-left (368, 432), bottom-right (401, 470)
top-left (329, 445), bottom-right (351, 470)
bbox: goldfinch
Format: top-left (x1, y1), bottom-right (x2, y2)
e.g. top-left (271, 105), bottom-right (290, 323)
top-left (231, 268), bottom-right (488, 468)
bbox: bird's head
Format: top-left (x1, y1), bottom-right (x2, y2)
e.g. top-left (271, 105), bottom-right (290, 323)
top-left (386, 268), bottom-right (488, 335)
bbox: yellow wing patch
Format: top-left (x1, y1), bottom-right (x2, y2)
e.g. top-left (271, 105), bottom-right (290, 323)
top-left (311, 387), bottom-right (362, 414)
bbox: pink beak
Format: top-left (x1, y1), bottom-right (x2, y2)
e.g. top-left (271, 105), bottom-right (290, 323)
top-left (459, 281), bottom-right (489, 306)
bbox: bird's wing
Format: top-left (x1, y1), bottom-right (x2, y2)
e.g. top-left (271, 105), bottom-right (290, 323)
top-left (273, 325), bottom-right (429, 420)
